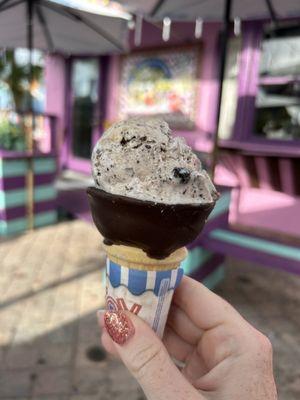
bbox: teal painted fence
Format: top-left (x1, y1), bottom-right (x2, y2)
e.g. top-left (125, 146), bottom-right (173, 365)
top-left (0, 156), bottom-right (57, 236)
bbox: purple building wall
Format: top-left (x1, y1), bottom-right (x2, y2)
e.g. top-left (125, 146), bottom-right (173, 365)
top-left (45, 20), bottom-right (300, 242)
top-left (106, 21), bottom-right (221, 153)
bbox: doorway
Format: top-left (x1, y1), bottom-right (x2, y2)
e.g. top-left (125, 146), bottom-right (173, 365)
top-left (66, 57), bottom-right (102, 173)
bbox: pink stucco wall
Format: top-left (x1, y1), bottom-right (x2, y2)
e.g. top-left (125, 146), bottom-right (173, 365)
top-left (45, 54), bottom-right (67, 168)
top-left (230, 188), bottom-right (300, 239)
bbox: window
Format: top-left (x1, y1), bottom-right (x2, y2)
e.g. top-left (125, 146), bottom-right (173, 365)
top-left (253, 25), bottom-right (300, 140)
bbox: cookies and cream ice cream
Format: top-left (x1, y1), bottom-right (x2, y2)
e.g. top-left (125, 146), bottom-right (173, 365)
top-left (92, 118), bottom-right (218, 205)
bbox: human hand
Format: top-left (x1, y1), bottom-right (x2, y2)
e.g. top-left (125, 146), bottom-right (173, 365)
top-left (99, 275), bottom-right (277, 400)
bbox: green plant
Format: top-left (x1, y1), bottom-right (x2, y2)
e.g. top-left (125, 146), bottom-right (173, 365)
top-left (0, 118), bottom-right (26, 151)
top-left (0, 50), bottom-right (43, 111)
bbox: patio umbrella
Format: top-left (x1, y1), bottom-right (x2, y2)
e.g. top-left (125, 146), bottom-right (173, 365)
top-left (0, 0), bottom-right (131, 54)
top-left (0, 0), bottom-right (131, 135)
top-left (143, 0), bottom-right (300, 21)
top-left (0, 0), bottom-right (131, 125)
top-left (0, 0), bottom-right (132, 229)
top-left (117, 0), bottom-right (300, 176)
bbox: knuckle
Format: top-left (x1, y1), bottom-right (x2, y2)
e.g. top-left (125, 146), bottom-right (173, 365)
top-left (127, 342), bottom-right (163, 380)
top-left (253, 331), bottom-right (273, 359)
top-left (260, 334), bottom-right (273, 354)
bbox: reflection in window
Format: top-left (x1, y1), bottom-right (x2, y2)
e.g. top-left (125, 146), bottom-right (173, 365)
top-left (254, 25), bottom-right (300, 140)
top-left (218, 37), bottom-right (242, 140)
top-left (71, 59), bottom-right (98, 159)
top-left (259, 33), bottom-right (300, 77)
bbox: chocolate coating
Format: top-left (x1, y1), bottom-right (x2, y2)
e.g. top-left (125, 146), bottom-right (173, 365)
top-left (87, 187), bottom-right (216, 259)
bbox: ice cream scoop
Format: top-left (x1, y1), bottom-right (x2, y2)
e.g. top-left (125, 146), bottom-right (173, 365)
top-left (87, 117), bottom-right (219, 259)
top-left (91, 118), bottom-right (218, 205)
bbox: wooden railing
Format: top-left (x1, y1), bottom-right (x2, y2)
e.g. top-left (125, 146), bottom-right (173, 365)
top-left (0, 109), bottom-right (57, 155)
top-left (219, 148), bottom-right (300, 196)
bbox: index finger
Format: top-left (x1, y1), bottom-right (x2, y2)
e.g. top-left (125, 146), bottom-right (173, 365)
top-left (173, 275), bottom-right (243, 330)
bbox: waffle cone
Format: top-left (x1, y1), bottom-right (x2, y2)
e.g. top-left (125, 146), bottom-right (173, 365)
top-left (104, 244), bottom-right (187, 271)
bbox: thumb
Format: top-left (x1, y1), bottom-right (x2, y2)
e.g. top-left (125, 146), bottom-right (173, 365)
top-left (103, 310), bottom-right (202, 400)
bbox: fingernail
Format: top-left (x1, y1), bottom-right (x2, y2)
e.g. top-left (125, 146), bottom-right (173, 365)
top-left (104, 311), bottom-right (135, 345)
top-left (97, 309), bottom-right (105, 328)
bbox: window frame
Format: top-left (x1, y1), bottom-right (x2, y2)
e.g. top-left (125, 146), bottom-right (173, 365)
top-left (234, 20), bottom-right (300, 146)
top-left (65, 55), bottom-right (108, 174)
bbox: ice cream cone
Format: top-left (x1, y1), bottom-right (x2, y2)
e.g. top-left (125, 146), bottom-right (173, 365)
top-left (87, 118), bottom-right (219, 337)
top-left (104, 244), bottom-right (187, 270)
top-left (87, 185), bottom-right (215, 336)
top-left (104, 244), bottom-right (187, 337)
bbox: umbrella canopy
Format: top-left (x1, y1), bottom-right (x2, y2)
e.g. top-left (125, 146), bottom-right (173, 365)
top-left (0, 0), bottom-right (132, 54)
top-left (117, 0), bottom-right (300, 21)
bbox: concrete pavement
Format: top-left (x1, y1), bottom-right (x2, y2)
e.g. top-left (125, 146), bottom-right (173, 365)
top-left (0, 220), bottom-right (299, 400)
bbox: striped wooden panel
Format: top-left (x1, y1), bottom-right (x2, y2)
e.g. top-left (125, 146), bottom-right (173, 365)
top-left (0, 185), bottom-right (56, 209)
top-left (243, 155), bottom-right (259, 188)
top-left (279, 159), bottom-right (294, 196)
top-left (292, 158), bottom-right (300, 195)
top-left (254, 157), bottom-right (274, 190)
top-left (210, 229), bottom-right (300, 262)
top-left (202, 265), bottom-right (225, 290)
top-left (0, 157), bottom-right (56, 178)
top-left (203, 228), bottom-right (300, 275)
top-left (0, 211), bottom-right (57, 236)
top-left (0, 200), bottom-right (56, 222)
top-left (182, 247), bottom-right (214, 274)
top-left (0, 173), bottom-right (56, 191)
top-left (266, 157), bottom-right (281, 192)
top-left (182, 246), bottom-right (225, 289)
top-left (208, 191), bottom-right (231, 220)
top-left (180, 190), bottom-right (230, 288)
top-left (187, 190), bottom-right (230, 251)
top-left (0, 156), bottom-right (57, 235)
top-left (222, 150), bottom-right (300, 196)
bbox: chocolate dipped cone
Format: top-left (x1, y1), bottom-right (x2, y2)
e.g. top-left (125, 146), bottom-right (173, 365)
top-left (87, 186), bottom-right (215, 259)
top-left (87, 187), bottom-right (216, 337)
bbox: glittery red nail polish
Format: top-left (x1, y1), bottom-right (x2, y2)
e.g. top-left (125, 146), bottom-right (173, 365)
top-left (104, 311), bottom-right (135, 345)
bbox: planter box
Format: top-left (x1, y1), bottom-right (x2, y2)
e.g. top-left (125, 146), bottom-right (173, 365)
top-left (0, 152), bottom-right (57, 236)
